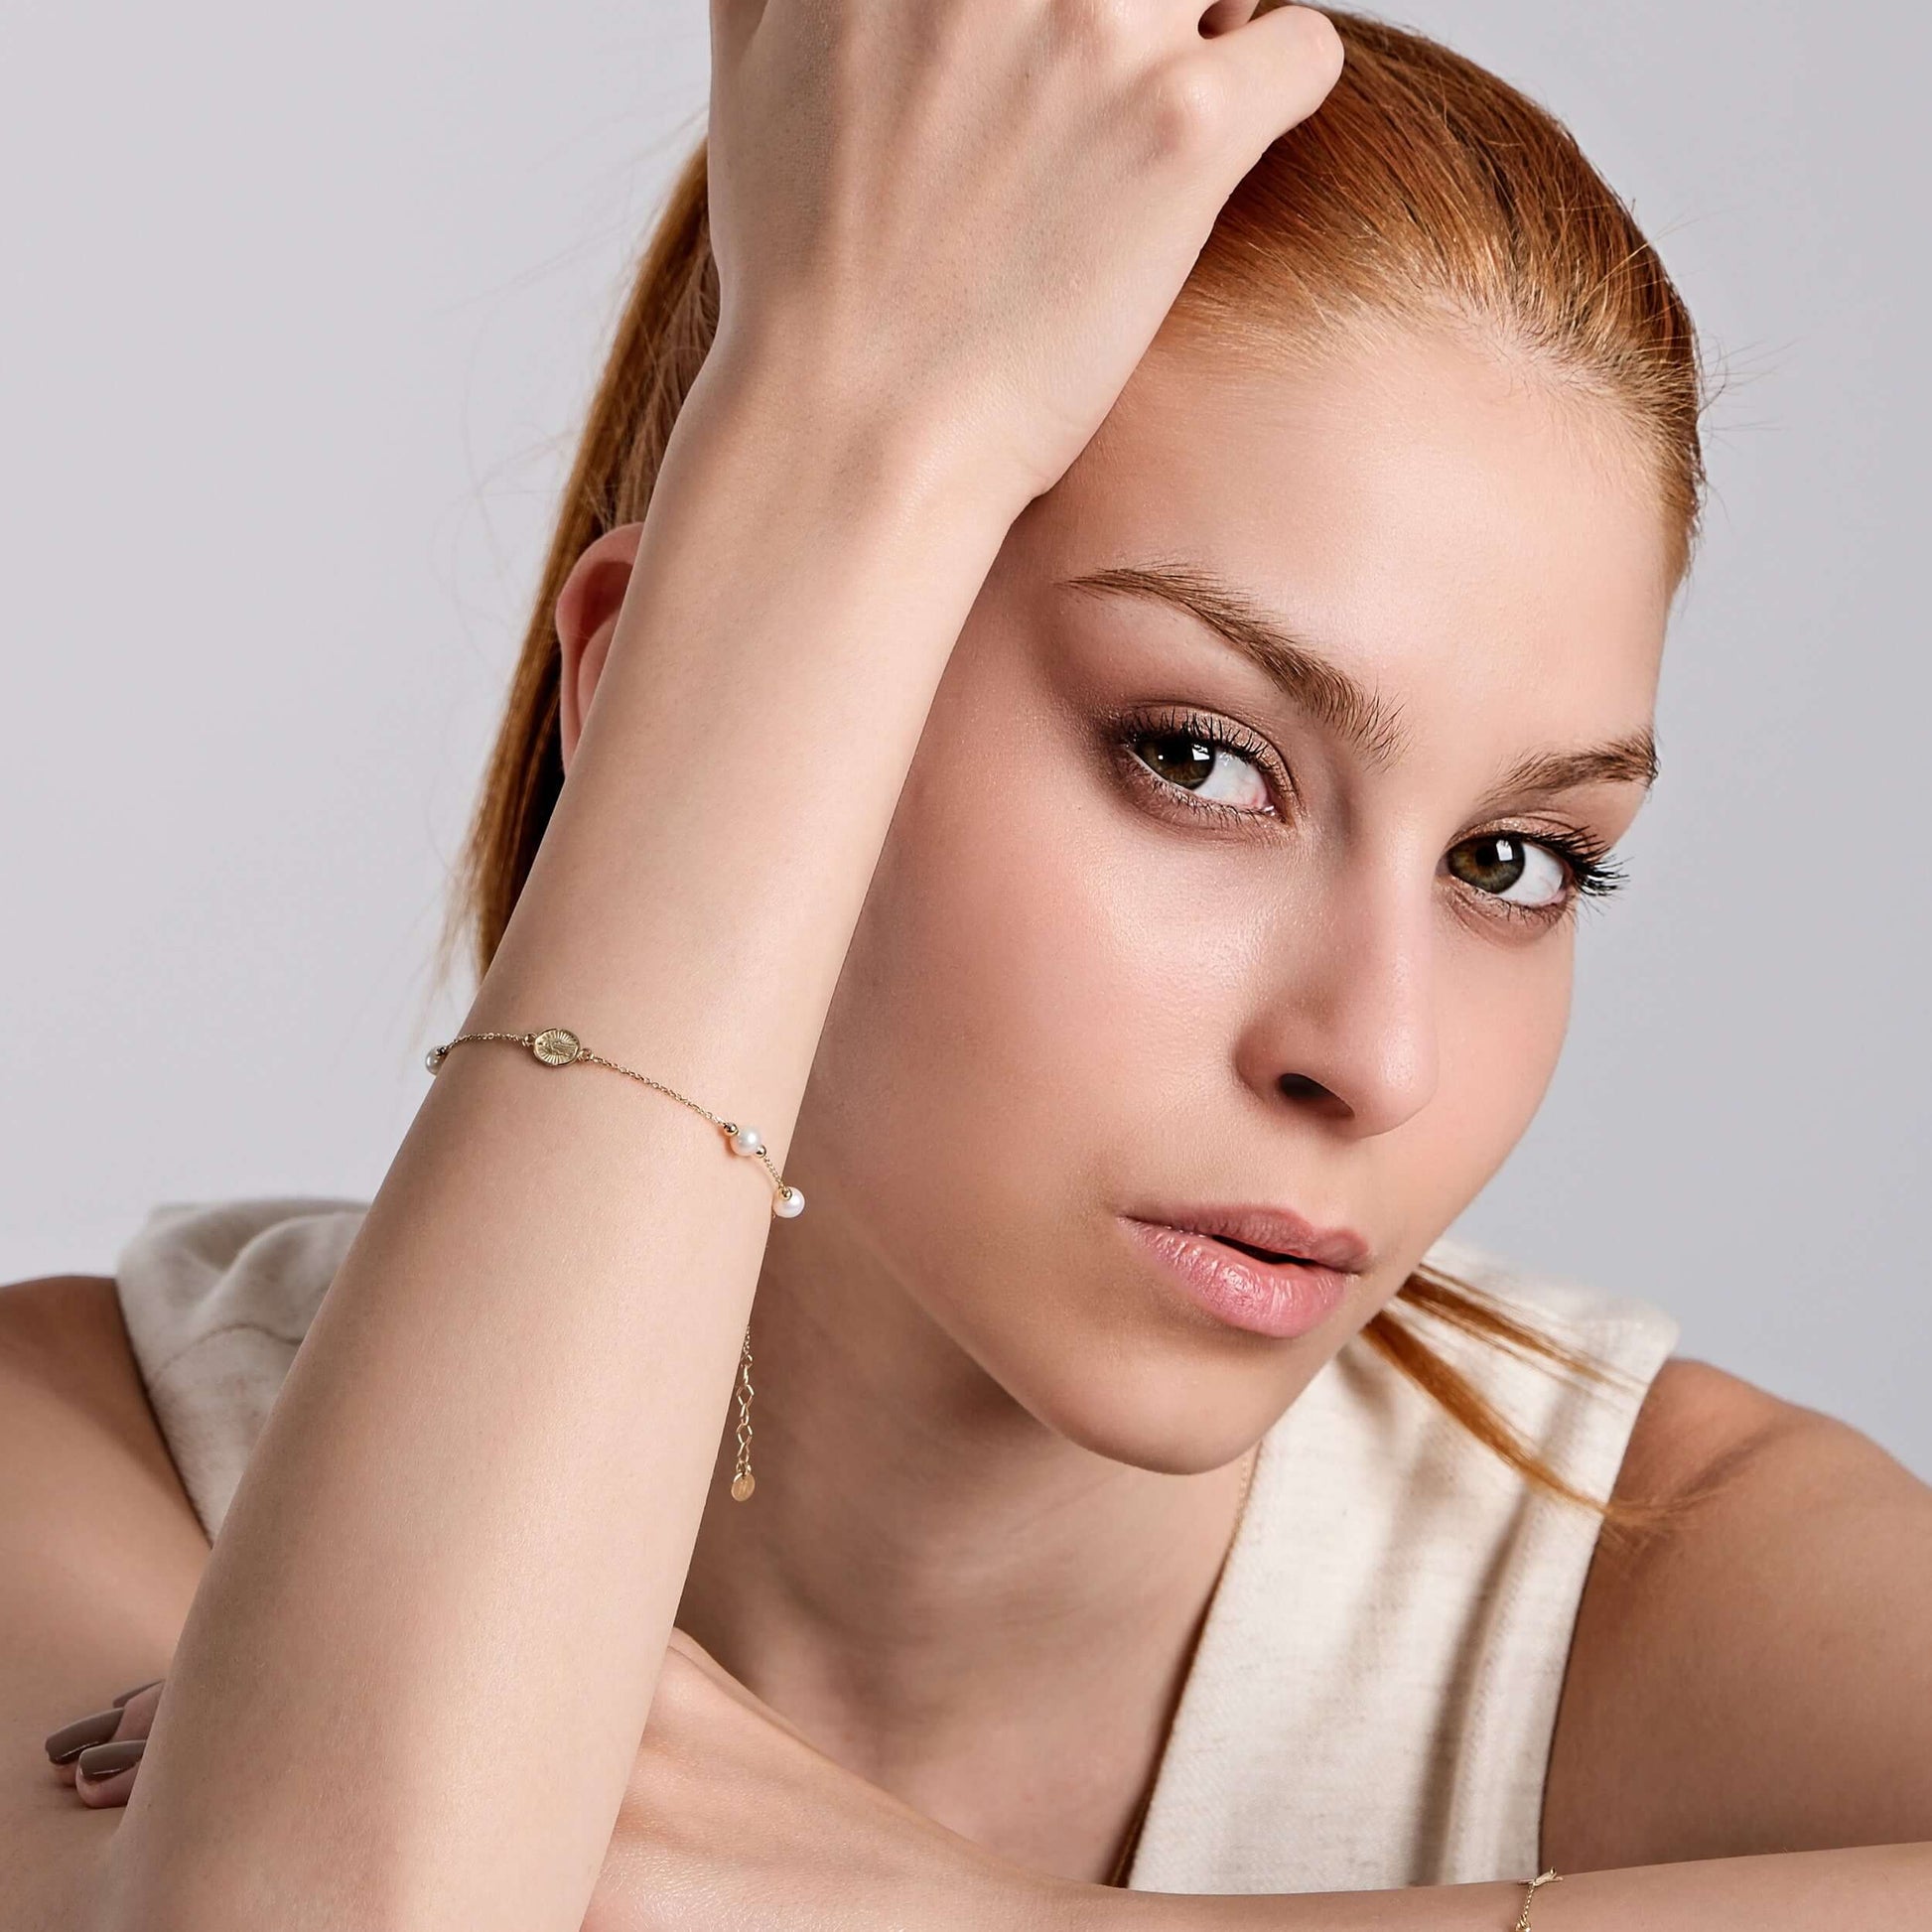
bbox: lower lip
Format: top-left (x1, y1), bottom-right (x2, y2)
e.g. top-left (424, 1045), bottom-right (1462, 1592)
top-left (1121, 1218), bottom-right (1352, 1340)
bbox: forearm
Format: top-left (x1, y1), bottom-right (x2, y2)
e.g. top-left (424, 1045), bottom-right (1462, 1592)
top-left (97, 354), bottom-right (1020, 1932)
top-left (1057, 1844), bottom-right (1932, 1931)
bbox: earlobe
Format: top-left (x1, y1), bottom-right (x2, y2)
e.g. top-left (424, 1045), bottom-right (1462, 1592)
top-left (555, 521), bottom-right (647, 766)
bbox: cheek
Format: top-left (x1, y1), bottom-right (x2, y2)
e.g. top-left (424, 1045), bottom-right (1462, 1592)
top-left (820, 721), bottom-right (1145, 1178)
top-left (1411, 929), bottom-right (1577, 1228)
top-left (805, 666), bottom-right (1238, 1272)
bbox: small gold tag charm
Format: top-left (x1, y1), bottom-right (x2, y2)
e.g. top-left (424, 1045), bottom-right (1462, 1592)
top-left (530, 1029), bottom-right (583, 1066)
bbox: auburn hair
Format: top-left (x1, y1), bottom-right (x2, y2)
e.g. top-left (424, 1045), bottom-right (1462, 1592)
top-left (442, 10), bottom-right (1706, 1524)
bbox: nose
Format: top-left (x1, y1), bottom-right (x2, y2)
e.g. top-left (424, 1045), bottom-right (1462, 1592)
top-left (1233, 875), bottom-right (1439, 1140)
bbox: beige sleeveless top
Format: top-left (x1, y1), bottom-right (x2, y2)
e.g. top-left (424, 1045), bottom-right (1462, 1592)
top-left (113, 1194), bottom-right (1678, 1895)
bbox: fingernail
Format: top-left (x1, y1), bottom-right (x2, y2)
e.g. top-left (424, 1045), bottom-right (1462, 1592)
top-left (76, 1738), bottom-right (146, 1781)
top-left (45, 1708), bottom-right (124, 1764)
top-left (111, 1679), bottom-right (162, 1708)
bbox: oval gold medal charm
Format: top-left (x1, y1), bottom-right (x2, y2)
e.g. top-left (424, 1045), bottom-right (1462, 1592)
top-left (531, 1029), bottom-right (583, 1066)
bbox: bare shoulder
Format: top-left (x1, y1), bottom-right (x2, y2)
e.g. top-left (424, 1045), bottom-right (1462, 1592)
top-left (0, 1274), bottom-right (169, 1459)
top-left (0, 1274), bottom-right (208, 1925)
top-left (1545, 1355), bottom-right (1932, 1869)
top-left (0, 1265), bottom-right (211, 1619)
top-left (1614, 1354), bottom-right (1846, 1491)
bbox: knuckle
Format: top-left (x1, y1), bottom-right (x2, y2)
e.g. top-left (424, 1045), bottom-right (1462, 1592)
top-left (1267, 2), bottom-right (1345, 88)
top-left (1298, 8), bottom-right (1346, 85)
top-left (1141, 54), bottom-right (1230, 158)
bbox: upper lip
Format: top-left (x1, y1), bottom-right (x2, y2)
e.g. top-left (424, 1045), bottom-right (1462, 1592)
top-left (1127, 1203), bottom-right (1371, 1275)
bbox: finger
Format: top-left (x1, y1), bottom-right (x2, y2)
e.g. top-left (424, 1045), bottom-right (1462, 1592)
top-left (45, 1705), bottom-right (127, 1786)
top-left (1205, 1), bottom-right (1345, 144)
top-left (111, 1680), bottom-right (164, 1738)
top-left (46, 1682), bottom-right (165, 1791)
top-left (74, 1738), bottom-right (145, 1807)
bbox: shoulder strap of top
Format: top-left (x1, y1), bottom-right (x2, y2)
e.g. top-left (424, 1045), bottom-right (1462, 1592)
top-left (114, 1196), bottom-right (370, 1539)
top-left (1130, 1234), bottom-right (1680, 1895)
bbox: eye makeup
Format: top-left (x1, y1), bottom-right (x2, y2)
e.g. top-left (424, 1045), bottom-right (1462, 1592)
top-left (1099, 699), bottom-right (1629, 928)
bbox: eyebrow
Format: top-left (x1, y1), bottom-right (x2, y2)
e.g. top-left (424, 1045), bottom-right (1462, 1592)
top-left (1486, 738), bottom-right (1659, 801)
top-left (1057, 559), bottom-right (1659, 795)
top-left (1061, 561), bottom-right (1406, 766)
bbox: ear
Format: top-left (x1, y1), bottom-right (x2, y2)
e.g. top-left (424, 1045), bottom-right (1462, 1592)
top-left (555, 521), bottom-right (647, 769)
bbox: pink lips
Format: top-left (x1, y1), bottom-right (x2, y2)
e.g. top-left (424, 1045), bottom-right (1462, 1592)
top-left (1121, 1204), bottom-right (1369, 1340)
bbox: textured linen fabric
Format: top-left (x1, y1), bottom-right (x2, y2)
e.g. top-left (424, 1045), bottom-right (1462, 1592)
top-left (112, 1195), bottom-right (1679, 1895)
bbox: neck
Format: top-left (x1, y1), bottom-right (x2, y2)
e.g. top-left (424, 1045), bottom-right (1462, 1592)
top-left (674, 1215), bottom-right (1254, 1870)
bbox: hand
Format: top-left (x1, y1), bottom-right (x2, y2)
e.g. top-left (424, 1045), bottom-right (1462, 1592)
top-left (44, 1677), bottom-right (161, 1806)
top-left (44, 1638), bottom-right (1068, 1932)
top-left (702, 0), bottom-right (1345, 510)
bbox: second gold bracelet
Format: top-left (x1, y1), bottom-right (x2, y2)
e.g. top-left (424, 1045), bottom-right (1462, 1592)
top-left (425, 1027), bottom-right (805, 1220)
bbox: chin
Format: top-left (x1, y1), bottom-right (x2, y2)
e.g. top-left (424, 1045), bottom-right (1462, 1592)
top-left (979, 1314), bottom-right (1334, 1477)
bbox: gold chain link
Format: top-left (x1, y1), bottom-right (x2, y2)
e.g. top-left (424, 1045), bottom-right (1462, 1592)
top-left (1514, 1870), bottom-right (1562, 1930)
top-left (425, 1028), bottom-right (790, 1504)
top-left (425, 1028), bottom-right (801, 1215)
top-left (730, 1329), bottom-right (757, 1502)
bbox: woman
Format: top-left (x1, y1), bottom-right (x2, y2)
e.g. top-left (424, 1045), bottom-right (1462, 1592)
top-left (7, 2), bottom-right (1929, 1926)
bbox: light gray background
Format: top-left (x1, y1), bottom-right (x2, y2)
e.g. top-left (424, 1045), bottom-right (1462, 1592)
top-left (4, 4), bottom-right (1927, 1474)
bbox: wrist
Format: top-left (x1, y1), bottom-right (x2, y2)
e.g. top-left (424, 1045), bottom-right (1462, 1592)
top-left (674, 328), bottom-right (1037, 550)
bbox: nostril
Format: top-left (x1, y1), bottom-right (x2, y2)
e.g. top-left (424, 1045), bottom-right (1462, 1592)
top-left (1278, 1072), bottom-right (1340, 1106)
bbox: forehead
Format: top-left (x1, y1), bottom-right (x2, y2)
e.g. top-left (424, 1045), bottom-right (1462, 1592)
top-left (1027, 326), bottom-right (1673, 768)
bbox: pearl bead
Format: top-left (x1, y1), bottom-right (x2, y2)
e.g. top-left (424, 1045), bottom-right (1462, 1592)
top-left (772, 1185), bottom-right (805, 1219)
top-left (730, 1125), bottom-right (763, 1157)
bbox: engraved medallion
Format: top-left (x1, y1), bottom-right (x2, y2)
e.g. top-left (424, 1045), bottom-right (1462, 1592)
top-left (531, 1028), bottom-right (583, 1066)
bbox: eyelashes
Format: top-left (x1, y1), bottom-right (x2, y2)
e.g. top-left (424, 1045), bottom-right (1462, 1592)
top-left (1109, 703), bottom-right (1628, 925)
top-left (1118, 705), bottom-right (1287, 821)
top-left (1442, 826), bottom-right (1626, 923)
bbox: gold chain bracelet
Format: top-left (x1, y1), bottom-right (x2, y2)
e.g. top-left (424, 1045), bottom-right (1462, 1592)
top-left (425, 1027), bottom-right (804, 1219)
top-left (424, 1026), bottom-right (793, 1504)
top-left (1514, 1870), bottom-right (1561, 1930)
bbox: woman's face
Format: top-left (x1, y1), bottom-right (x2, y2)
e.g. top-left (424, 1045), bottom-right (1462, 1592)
top-left (762, 325), bottom-right (1668, 1475)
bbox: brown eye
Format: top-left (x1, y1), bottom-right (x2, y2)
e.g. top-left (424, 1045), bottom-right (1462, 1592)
top-left (1447, 834), bottom-right (1567, 908)
top-left (1131, 731), bottom-right (1270, 811)
top-left (1137, 732), bottom-right (1213, 786)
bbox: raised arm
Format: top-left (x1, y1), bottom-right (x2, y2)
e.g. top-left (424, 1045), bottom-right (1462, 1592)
top-left (93, 368), bottom-right (1015, 1932)
top-left (86, 4), bottom-right (1345, 1927)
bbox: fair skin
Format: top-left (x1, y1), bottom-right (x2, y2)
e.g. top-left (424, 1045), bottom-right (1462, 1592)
top-left (4, 0), bottom-right (1930, 1925)
top-left (14, 328), bottom-right (1932, 1927)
